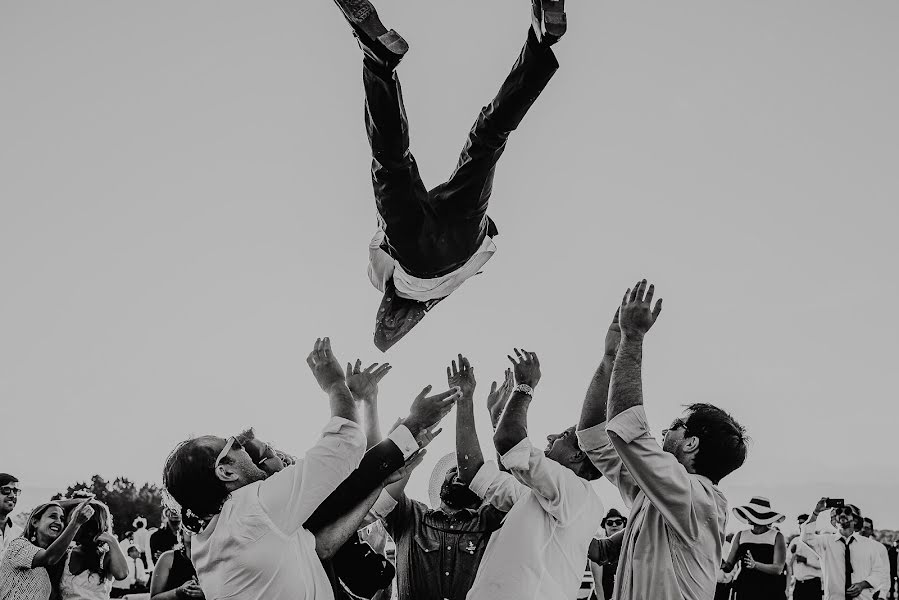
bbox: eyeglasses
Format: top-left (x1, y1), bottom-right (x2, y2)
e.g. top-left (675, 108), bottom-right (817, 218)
top-left (214, 436), bottom-right (244, 471)
top-left (662, 418), bottom-right (688, 437)
top-left (0, 486), bottom-right (22, 496)
top-left (834, 507), bottom-right (857, 518)
top-left (605, 518), bottom-right (625, 527)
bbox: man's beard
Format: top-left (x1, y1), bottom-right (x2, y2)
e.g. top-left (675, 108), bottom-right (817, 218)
top-left (440, 481), bottom-right (480, 510)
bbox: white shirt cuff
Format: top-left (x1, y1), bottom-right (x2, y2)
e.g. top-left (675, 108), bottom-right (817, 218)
top-left (500, 438), bottom-right (532, 471)
top-left (370, 489), bottom-right (398, 519)
top-left (469, 461), bottom-right (501, 499)
top-left (387, 424), bottom-right (419, 460)
top-left (576, 422), bottom-right (612, 451)
top-left (606, 406), bottom-right (650, 444)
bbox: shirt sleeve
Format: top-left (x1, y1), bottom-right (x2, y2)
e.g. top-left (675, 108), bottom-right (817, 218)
top-left (499, 438), bottom-right (595, 526)
top-left (360, 489), bottom-right (399, 529)
top-left (605, 406), bottom-right (708, 541)
top-left (368, 230), bottom-right (394, 293)
top-left (577, 422), bottom-right (640, 507)
top-left (800, 523), bottom-right (826, 556)
top-left (259, 417), bottom-right (367, 535)
top-left (386, 425), bottom-right (419, 460)
top-left (469, 460), bottom-right (527, 512)
top-left (6, 538), bottom-right (40, 569)
top-left (867, 541), bottom-right (890, 593)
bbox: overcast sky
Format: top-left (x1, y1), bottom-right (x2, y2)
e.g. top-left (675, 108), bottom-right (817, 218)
top-left (2, 1), bottom-right (897, 530)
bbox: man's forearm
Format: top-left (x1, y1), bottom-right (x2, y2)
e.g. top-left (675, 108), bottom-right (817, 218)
top-left (313, 485), bottom-right (384, 560)
top-left (330, 382), bottom-right (359, 423)
top-left (304, 439), bottom-right (404, 532)
top-left (456, 397), bottom-right (485, 485)
top-left (493, 393), bottom-right (531, 456)
top-left (608, 337), bottom-right (644, 421)
top-left (579, 355), bottom-right (614, 430)
top-left (363, 399), bottom-right (383, 450)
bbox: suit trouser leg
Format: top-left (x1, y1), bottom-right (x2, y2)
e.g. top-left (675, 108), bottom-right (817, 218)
top-left (363, 59), bottom-right (429, 256)
top-left (428, 28), bottom-right (560, 229)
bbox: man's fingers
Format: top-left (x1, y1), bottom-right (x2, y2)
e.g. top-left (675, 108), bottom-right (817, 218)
top-left (427, 387), bottom-right (462, 404)
top-left (652, 299), bottom-right (663, 322)
top-left (346, 363), bottom-right (352, 379)
top-left (451, 360), bottom-right (458, 377)
top-left (373, 363), bottom-right (391, 379)
top-left (490, 381), bottom-right (498, 394)
top-left (461, 355), bottom-right (470, 370)
top-left (644, 283), bottom-right (654, 305)
top-left (306, 354), bottom-right (315, 369)
top-left (365, 362), bottom-right (378, 374)
top-left (622, 289), bottom-right (630, 306)
top-left (446, 366), bottom-right (452, 381)
top-left (629, 283), bottom-right (639, 303)
top-left (415, 385), bottom-right (433, 401)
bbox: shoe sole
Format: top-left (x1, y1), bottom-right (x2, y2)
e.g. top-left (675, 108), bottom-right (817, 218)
top-left (540, 0), bottom-right (567, 39)
top-left (332, 0), bottom-right (408, 57)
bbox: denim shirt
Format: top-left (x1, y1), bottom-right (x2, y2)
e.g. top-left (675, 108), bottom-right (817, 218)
top-left (384, 493), bottom-right (505, 600)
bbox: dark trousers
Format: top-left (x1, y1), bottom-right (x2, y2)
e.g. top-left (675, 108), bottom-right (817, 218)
top-left (363, 28), bottom-right (559, 278)
top-left (793, 578), bottom-right (823, 600)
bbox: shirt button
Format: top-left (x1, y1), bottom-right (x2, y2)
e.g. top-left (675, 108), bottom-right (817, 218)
top-left (447, 546), bottom-right (452, 550)
top-left (445, 572), bottom-right (450, 576)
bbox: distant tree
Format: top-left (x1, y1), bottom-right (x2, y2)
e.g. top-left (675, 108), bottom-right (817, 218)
top-left (53, 474), bottom-right (165, 538)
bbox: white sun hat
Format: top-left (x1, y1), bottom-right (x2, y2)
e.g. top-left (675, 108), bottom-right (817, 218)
top-left (427, 452), bottom-right (457, 509)
top-left (732, 496), bottom-right (786, 526)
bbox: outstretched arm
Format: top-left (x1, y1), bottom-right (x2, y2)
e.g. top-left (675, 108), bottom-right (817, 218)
top-left (608, 281), bottom-right (661, 421)
top-left (449, 354), bottom-right (484, 485)
top-left (578, 310), bottom-right (620, 430)
top-left (307, 337), bottom-right (359, 423)
top-left (493, 349), bottom-right (541, 456)
top-left (486, 369), bottom-right (514, 472)
top-left (346, 359), bottom-right (392, 449)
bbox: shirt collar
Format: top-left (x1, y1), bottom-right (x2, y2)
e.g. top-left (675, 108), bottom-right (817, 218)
top-left (838, 532), bottom-right (860, 544)
top-left (2, 516), bottom-right (11, 530)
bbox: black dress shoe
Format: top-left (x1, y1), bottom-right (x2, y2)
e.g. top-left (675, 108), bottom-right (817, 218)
top-left (332, 0), bottom-right (408, 67)
top-left (531, 0), bottom-right (566, 45)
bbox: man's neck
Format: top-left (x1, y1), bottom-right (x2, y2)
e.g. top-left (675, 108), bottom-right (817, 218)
top-left (840, 530), bottom-right (856, 541)
top-left (0, 509), bottom-right (10, 527)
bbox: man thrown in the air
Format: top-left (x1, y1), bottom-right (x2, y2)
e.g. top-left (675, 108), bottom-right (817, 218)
top-left (330, 0), bottom-right (567, 350)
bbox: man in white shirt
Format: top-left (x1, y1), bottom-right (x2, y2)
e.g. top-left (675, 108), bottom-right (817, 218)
top-left (789, 514), bottom-right (823, 600)
top-left (861, 517), bottom-right (892, 600)
top-left (162, 338), bottom-right (458, 600)
top-left (0, 474), bottom-right (23, 554)
top-left (576, 281), bottom-right (749, 600)
top-left (802, 500), bottom-right (889, 600)
top-left (463, 348), bottom-right (605, 600)
top-left (329, 0), bottom-right (568, 351)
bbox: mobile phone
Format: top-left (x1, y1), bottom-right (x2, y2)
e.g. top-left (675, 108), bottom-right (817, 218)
top-left (824, 498), bottom-right (844, 509)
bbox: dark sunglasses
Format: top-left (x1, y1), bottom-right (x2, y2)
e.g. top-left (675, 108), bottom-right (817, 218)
top-left (662, 418), bottom-right (688, 436)
top-left (834, 507), bottom-right (857, 518)
top-left (605, 518), bottom-right (625, 527)
top-left (0, 486), bottom-right (22, 496)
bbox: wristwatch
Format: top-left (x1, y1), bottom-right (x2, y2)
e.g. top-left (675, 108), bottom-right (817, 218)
top-left (513, 383), bottom-right (534, 396)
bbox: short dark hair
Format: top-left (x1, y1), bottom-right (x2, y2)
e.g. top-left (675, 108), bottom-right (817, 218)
top-left (163, 438), bottom-right (230, 532)
top-left (683, 403), bottom-right (748, 484)
top-left (798, 513), bottom-right (810, 522)
top-left (863, 517), bottom-right (874, 526)
top-left (0, 473), bottom-right (18, 487)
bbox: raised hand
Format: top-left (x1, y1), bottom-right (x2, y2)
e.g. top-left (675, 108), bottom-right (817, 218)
top-left (447, 354), bottom-right (476, 399)
top-left (404, 386), bottom-right (461, 435)
top-left (72, 498), bottom-right (95, 525)
top-left (605, 309), bottom-right (622, 357)
top-left (384, 448), bottom-right (428, 485)
top-left (306, 337), bottom-right (346, 393)
top-left (742, 550), bottom-right (756, 570)
top-left (619, 279), bottom-right (662, 339)
top-left (487, 368), bottom-right (514, 429)
top-left (507, 348), bottom-right (541, 388)
top-left (176, 580), bottom-right (205, 599)
top-left (346, 359), bottom-right (392, 401)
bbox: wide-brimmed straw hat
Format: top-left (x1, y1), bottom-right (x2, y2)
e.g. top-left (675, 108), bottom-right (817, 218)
top-left (427, 452), bottom-right (457, 509)
top-left (733, 496), bottom-right (786, 526)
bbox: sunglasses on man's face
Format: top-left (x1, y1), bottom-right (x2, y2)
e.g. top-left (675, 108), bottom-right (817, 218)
top-left (662, 418), bottom-right (688, 437)
top-left (834, 507), bottom-right (857, 518)
top-left (605, 519), bottom-right (625, 527)
top-left (0, 486), bottom-right (22, 497)
top-left (213, 436), bottom-right (245, 471)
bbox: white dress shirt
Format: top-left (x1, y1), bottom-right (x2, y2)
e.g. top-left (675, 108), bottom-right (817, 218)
top-left (1, 518), bottom-right (22, 555)
top-left (192, 419), bottom-right (418, 600)
top-left (368, 228), bottom-right (495, 301)
top-left (464, 438), bottom-right (604, 600)
top-left (788, 536), bottom-right (822, 582)
top-left (800, 527), bottom-right (889, 600)
top-left (576, 406), bottom-right (728, 600)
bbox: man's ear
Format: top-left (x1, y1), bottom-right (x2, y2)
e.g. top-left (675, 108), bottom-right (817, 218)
top-left (571, 449), bottom-right (588, 464)
top-left (215, 462), bottom-right (240, 484)
top-left (682, 435), bottom-right (700, 454)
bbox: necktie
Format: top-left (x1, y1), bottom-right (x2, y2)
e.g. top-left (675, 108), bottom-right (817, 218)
top-left (842, 537), bottom-right (854, 593)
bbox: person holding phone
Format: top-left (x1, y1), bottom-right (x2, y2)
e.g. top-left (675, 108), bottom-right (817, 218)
top-left (0, 499), bottom-right (94, 600)
top-left (801, 499), bottom-right (889, 600)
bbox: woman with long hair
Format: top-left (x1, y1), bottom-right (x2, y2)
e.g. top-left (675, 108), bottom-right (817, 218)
top-left (149, 527), bottom-right (204, 600)
top-left (0, 500), bottom-right (94, 600)
top-left (57, 500), bottom-right (128, 600)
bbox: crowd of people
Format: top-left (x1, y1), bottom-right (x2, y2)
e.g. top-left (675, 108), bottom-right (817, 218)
top-left (1, 283), bottom-right (897, 600)
top-left (1, 1), bottom-right (896, 599)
